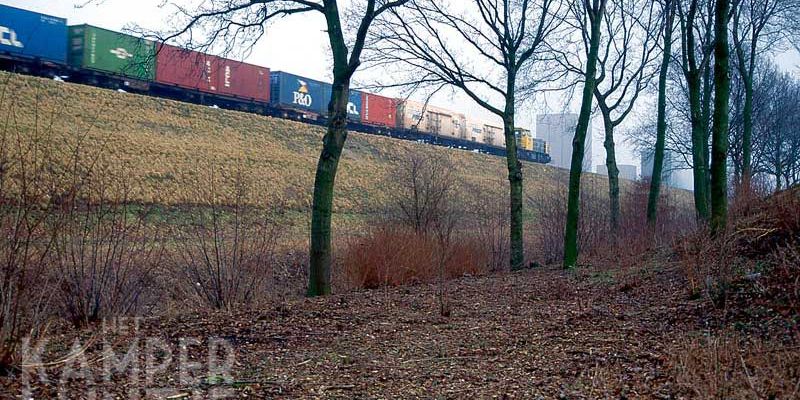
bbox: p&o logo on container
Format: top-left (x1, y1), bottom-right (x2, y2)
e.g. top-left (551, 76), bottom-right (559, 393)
top-left (0, 26), bottom-right (23, 48)
top-left (293, 79), bottom-right (312, 107)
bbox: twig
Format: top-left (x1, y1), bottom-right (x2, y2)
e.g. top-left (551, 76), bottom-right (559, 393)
top-left (21, 333), bottom-right (100, 369)
top-left (401, 355), bottom-right (478, 364)
top-left (739, 353), bottom-right (759, 396)
top-left (323, 384), bottom-right (356, 390)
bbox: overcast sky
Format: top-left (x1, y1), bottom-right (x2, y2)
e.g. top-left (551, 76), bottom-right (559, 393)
top-left (4, 0), bottom-right (799, 171)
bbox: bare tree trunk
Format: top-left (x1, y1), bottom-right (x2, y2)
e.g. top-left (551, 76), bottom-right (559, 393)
top-left (600, 113), bottom-right (620, 233)
top-left (648, 0), bottom-right (675, 227)
top-left (689, 77), bottom-right (711, 222)
top-left (710, 0), bottom-right (732, 234)
top-left (681, 0), bottom-right (713, 222)
top-left (504, 78), bottom-right (525, 271)
top-left (740, 63), bottom-right (754, 191)
top-left (701, 53), bottom-right (713, 211)
top-left (308, 76), bottom-right (350, 297)
top-left (564, 0), bottom-right (606, 269)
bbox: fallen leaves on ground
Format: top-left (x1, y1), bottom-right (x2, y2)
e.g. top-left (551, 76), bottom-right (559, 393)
top-left (2, 265), bottom-right (707, 399)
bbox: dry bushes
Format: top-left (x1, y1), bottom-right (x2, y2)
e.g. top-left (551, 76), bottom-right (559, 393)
top-left (670, 333), bottom-right (800, 399)
top-left (528, 177), bottom-right (694, 267)
top-left (0, 133), bottom-right (56, 372)
top-left (341, 151), bottom-right (493, 290)
top-left (169, 167), bottom-right (288, 310)
top-left (0, 74), bottom-right (299, 372)
top-left (341, 225), bottom-right (488, 289)
top-left (465, 182), bottom-right (510, 272)
top-left (676, 188), bottom-right (800, 313)
top-left (53, 201), bottom-right (165, 327)
top-left (0, 75), bottom-right (167, 370)
top-left (526, 178), bottom-right (609, 265)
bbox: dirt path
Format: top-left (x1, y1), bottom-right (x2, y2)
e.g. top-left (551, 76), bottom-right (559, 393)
top-left (5, 266), bottom-right (699, 399)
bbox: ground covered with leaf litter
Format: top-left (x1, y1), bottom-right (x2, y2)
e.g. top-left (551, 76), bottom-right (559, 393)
top-left (3, 265), bottom-right (721, 398)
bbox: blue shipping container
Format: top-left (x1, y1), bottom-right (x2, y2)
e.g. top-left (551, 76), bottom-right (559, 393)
top-left (346, 89), bottom-right (362, 122)
top-left (270, 71), bottom-right (329, 115)
top-left (0, 4), bottom-right (67, 63)
top-left (320, 85), bottom-right (362, 121)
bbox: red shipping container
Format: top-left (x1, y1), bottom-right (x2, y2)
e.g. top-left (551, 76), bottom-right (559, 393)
top-left (218, 60), bottom-right (270, 102)
top-left (156, 44), bottom-right (221, 93)
top-left (361, 92), bottom-right (399, 128)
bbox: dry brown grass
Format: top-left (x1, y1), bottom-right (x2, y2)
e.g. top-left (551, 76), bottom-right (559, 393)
top-left (0, 71), bottom-right (571, 213)
top-left (670, 333), bottom-right (800, 399)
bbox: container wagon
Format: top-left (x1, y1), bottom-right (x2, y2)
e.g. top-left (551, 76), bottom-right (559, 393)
top-left (217, 59), bottom-right (270, 102)
top-left (362, 92), bottom-right (398, 128)
top-left (68, 24), bottom-right (155, 81)
top-left (156, 44), bottom-right (270, 102)
top-left (270, 71), bottom-right (329, 116)
top-left (0, 3), bottom-right (552, 165)
top-left (398, 100), bottom-right (466, 138)
top-left (465, 118), bottom-right (504, 147)
top-left (482, 123), bottom-right (504, 147)
top-left (156, 44), bottom-right (220, 93)
top-left (318, 84), bottom-right (362, 121)
top-left (0, 4), bottom-right (67, 64)
top-left (344, 89), bottom-right (362, 121)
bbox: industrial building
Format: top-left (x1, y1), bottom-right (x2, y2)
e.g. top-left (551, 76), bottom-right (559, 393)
top-left (535, 113), bottom-right (592, 171)
top-left (641, 150), bottom-right (694, 191)
top-left (595, 164), bottom-right (638, 181)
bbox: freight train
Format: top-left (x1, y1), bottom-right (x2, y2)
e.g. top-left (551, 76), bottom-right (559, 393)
top-left (0, 4), bottom-right (551, 164)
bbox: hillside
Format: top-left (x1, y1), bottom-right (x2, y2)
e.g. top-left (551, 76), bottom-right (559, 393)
top-left (1, 71), bottom-right (581, 213)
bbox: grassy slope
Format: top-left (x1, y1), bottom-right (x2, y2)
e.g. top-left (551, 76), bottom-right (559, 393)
top-left (2, 71), bottom-right (674, 227)
top-left (1, 72), bottom-right (577, 208)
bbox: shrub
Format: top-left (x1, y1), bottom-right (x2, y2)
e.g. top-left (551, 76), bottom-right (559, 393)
top-left (52, 199), bottom-right (165, 327)
top-left (0, 78), bottom-right (63, 372)
top-left (528, 177), bottom-right (694, 268)
top-left (670, 333), bottom-right (800, 399)
top-left (676, 187), bottom-right (800, 317)
top-left (526, 178), bottom-right (609, 265)
top-left (170, 166), bottom-right (286, 310)
top-left (342, 151), bottom-right (490, 291)
top-left (464, 182), bottom-right (509, 272)
top-left (341, 225), bottom-right (488, 289)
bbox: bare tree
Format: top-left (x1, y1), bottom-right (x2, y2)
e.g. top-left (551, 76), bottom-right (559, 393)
top-left (366, 0), bottom-right (563, 270)
top-left (559, 0), bottom-right (660, 232)
top-left (731, 0), bottom-right (796, 190)
top-left (677, 0), bottom-right (715, 221)
top-left (749, 61), bottom-right (800, 189)
top-left (387, 151), bottom-right (457, 235)
top-left (710, 0), bottom-right (733, 234)
top-left (158, 0), bottom-right (410, 296)
top-left (648, 0), bottom-right (678, 226)
top-left (562, 0), bottom-right (608, 268)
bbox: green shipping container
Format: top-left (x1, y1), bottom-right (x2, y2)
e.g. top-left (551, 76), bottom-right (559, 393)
top-left (68, 25), bottom-right (155, 81)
